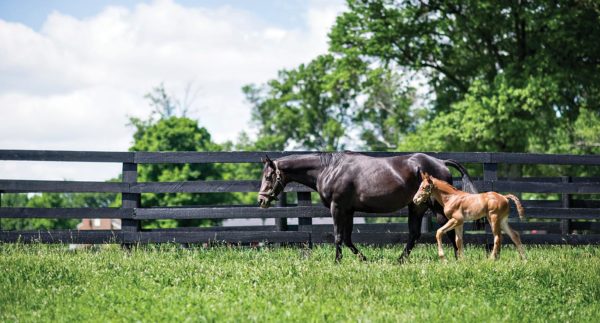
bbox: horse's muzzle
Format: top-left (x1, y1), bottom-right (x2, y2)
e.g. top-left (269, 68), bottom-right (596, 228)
top-left (258, 195), bottom-right (271, 208)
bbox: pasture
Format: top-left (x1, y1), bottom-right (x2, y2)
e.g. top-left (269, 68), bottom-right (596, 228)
top-left (1, 244), bottom-right (599, 322)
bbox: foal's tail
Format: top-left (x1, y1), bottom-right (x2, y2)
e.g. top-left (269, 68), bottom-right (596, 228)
top-left (444, 159), bottom-right (478, 194)
top-left (505, 194), bottom-right (525, 219)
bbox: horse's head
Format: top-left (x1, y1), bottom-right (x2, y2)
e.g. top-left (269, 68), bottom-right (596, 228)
top-left (413, 171), bottom-right (434, 205)
top-left (258, 155), bottom-right (284, 208)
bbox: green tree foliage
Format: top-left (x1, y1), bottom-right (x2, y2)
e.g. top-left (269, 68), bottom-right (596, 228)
top-left (244, 54), bottom-right (360, 150)
top-left (129, 85), bottom-right (234, 228)
top-left (330, 0), bottom-right (600, 153)
top-left (244, 54), bottom-right (417, 151)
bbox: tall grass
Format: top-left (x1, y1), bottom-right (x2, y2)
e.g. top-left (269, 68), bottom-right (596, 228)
top-left (1, 244), bottom-right (599, 322)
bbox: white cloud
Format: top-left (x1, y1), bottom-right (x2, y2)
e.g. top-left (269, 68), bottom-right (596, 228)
top-left (0, 0), bottom-right (345, 181)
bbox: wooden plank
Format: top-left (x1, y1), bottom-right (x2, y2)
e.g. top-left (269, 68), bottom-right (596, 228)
top-left (0, 180), bottom-right (127, 193)
top-left (133, 206), bottom-right (331, 219)
top-left (146, 226), bottom-right (279, 232)
top-left (2, 150), bottom-right (599, 165)
top-left (0, 230), bottom-right (123, 243)
top-left (133, 151), bottom-right (313, 164)
top-left (363, 152), bottom-right (492, 163)
top-left (2, 178), bottom-right (598, 194)
top-left (571, 222), bottom-right (600, 233)
top-left (0, 150), bottom-right (133, 163)
top-left (0, 205), bottom-right (595, 221)
top-left (124, 231), bottom-right (311, 244)
top-left (133, 151), bottom-right (497, 164)
top-left (130, 181), bottom-right (312, 193)
top-left (491, 152), bottom-right (600, 165)
top-left (0, 207), bottom-right (133, 219)
top-left (513, 207), bottom-right (600, 219)
top-left (494, 181), bottom-right (600, 194)
top-left (308, 222), bottom-right (564, 234)
top-left (133, 206), bottom-right (412, 220)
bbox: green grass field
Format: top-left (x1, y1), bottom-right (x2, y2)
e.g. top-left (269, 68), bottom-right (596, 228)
top-left (1, 243), bottom-right (599, 322)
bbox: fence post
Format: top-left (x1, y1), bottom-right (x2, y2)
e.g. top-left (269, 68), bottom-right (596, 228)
top-left (275, 192), bottom-right (287, 231)
top-left (561, 176), bottom-right (571, 235)
top-left (482, 163), bottom-right (498, 250)
top-left (297, 191), bottom-right (313, 248)
top-left (122, 162), bottom-right (141, 246)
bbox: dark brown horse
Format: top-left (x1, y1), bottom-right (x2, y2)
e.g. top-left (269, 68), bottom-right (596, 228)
top-left (257, 152), bottom-right (478, 262)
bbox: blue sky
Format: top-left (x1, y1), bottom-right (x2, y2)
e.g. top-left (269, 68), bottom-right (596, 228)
top-left (0, 0), bottom-right (310, 30)
top-left (0, 0), bottom-right (345, 181)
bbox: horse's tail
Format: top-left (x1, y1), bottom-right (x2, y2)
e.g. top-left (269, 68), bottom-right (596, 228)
top-left (505, 194), bottom-right (525, 220)
top-left (444, 159), bottom-right (478, 194)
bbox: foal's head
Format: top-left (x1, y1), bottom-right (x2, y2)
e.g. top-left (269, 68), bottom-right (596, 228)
top-left (257, 155), bottom-right (284, 208)
top-left (413, 171), bottom-right (434, 205)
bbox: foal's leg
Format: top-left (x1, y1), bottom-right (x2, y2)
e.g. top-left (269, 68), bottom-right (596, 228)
top-left (489, 214), bottom-right (503, 260)
top-left (436, 218), bottom-right (460, 260)
top-left (454, 224), bottom-right (465, 259)
top-left (437, 212), bottom-right (459, 259)
top-left (399, 203), bottom-right (427, 263)
top-left (500, 219), bottom-right (526, 260)
top-left (342, 214), bottom-right (366, 261)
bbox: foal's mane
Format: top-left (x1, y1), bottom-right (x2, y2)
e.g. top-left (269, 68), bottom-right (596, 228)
top-left (431, 177), bottom-right (460, 193)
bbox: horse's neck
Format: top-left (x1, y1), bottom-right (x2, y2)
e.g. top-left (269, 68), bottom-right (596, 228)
top-left (277, 155), bottom-right (322, 191)
top-left (431, 179), bottom-right (459, 206)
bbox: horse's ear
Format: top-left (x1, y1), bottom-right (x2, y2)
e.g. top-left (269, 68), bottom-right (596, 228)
top-left (264, 155), bottom-right (275, 169)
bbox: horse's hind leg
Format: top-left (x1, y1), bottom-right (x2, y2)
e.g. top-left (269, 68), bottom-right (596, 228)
top-left (398, 203), bottom-right (427, 263)
top-left (342, 214), bottom-right (366, 261)
top-left (500, 219), bottom-right (526, 260)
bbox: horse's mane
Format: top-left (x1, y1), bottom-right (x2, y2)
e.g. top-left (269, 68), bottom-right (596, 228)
top-left (319, 152), bottom-right (349, 167)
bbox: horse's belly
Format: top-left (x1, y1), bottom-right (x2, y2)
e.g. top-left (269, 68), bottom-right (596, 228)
top-left (354, 190), bottom-right (410, 213)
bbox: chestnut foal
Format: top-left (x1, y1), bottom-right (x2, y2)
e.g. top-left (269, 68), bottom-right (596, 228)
top-left (413, 172), bottom-right (526, 260)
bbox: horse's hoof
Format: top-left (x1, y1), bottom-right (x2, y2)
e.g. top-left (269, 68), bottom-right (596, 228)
top-left (358, 254), bottom-right (367, 262)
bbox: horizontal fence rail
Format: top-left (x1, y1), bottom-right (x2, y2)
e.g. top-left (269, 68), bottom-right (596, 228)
top-left (1, 150), bottom-right (600, 245)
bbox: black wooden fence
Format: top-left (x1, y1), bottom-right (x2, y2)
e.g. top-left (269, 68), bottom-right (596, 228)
top-left (1, 150), bottom-right (599, 245)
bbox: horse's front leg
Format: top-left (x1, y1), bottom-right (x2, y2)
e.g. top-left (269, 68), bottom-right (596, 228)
top-left (342, 213), bottom-right (366, 261)
top-left (399, 203), bottom-right (426, 263)
top-left (330, 202), bottom-right (344, 263)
